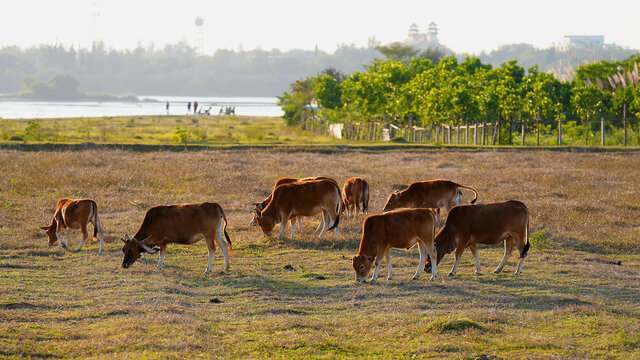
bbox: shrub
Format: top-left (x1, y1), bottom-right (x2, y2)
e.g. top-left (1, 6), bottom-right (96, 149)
top-left (529, 230), bottom-right (552, 250)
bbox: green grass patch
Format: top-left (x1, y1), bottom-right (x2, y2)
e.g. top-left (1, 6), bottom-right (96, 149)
top-left (425, 318), bottom-right (486, 333)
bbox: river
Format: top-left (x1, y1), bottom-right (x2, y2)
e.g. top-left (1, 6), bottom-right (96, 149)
top-left (0, 96), bottom-right (283, 119)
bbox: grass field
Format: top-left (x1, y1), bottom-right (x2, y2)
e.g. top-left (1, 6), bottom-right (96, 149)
top-left (1, 146), bottom-right (639, 358)
top-left (0, 115), bottom-right (335, 145)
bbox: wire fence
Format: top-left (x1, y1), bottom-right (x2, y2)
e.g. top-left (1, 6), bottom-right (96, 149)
top-left (304, 111), bottom-right (640, 147)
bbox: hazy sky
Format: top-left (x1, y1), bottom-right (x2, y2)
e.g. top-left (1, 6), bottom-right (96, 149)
top-left (2, 0), bottom-right (639, 54)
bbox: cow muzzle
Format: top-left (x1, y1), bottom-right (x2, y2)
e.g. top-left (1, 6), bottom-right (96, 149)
top-left (356, 276), bottom-right (366, 282)
top-left (122, 262), bottom-right (130, 269)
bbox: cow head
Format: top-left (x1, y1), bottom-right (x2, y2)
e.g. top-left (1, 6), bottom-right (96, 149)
top-left (249, 203), bottom-right (261, 226)
top-left (352, 254), bottom-right (375, 282)
top-left (40, 222), bottom-right (59, 247)
top-left (383, 191), bottom-right (403, 212)
top-left (121, 234), bottom-right (159, 269)
top-left (254, 209), bottom-right (275, 236)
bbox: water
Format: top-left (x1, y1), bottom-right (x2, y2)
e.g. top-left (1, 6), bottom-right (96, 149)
top-left (0, 96), bottom-right (283, 119)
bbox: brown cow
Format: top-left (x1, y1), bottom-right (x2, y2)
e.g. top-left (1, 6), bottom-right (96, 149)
top-left (342, 177), bottom-right (369, 218)
top-left (41, 198), bottom-right (104, 252)
top-left (255, 179), bottom-right (341, 240)
top-left (251, 176), bottom-right (339, 236)
top-left (426, 200), bottom-right (530, 276)
top-left (120, 202), bottom-right (232, 273)
top-left (383, 180), bottom-right (479, 220)
top-left (352, 208), bottom-right (437, 282)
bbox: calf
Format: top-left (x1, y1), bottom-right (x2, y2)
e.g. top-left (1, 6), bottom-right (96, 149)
top-left (121, 202), bottom-right (232, 273)
top-left (41, 198), bottom-right (104, 252)
top-left (255, 179), bottom-right (341, 240)
top-left (383, 180), bottom-right (478, 221)
top-left (427, 200), bottom-right (530, 276)
top-left (342, 177), bottom-right (369, 218)
top-left (352, 208), bottom-right (437, 282)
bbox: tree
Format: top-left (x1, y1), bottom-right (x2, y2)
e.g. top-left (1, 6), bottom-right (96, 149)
top-left (375, 43), bottom-right (419, 64)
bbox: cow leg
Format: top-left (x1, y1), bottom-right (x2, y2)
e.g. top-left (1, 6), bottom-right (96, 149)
top-left (318, 211), bottom-right (329, 238)
top-left (514, 228), bottom-right (528, 276)
top-left (278, 214), bottom-right (288, 240)
top-left (95, 218), bottom-right (104, 253)
top-left (354, 201), bottom-right (360, 218)
top-left (426, 241), bottom-right (438, 281)
top-left (315, 212), bottom-right (325, 234)
top-left (494, 236), bottom-right (514, 274)
top-left (76, 225), bottom-right (89, 251)
top-left (469, 243), bottom-right (482, 274)
top-left (62, 229), bottom-right (70, 250)
top-left (290, 217), bottom-right (296, 239)
top-left (297, 217), bottom-right (303, 232)
top-left (412, 242), bottom-right (427, 280)
top-left (333, 212), bottom-right (340, 239)
top-left (449, 245), bottom-right (465, 276)
top-left (216, 229), bottom-right (230, 272)
top-left (157, 245), bottom-right (166, 270)
top-left (385, 250), bottom-right (392, 280)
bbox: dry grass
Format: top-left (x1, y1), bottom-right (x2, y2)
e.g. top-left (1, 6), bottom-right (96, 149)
top-left (0, 149), bottom-right (639, 359)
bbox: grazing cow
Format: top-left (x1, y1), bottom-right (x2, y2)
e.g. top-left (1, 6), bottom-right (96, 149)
top-left (342, 177), bottom-right (369, 218)
top-left (255, 179), bottom-right (341, 240)
top-left (352, 208), bottom-right (437, 282)
top-left (251, 176), bottom-right (338, 235)
top-left (383, 180), bottom-right (479, 220)
top-left (426, 200), bottom-right (530, 276)
top-left (41, 198), bottom-right (104, 252)
top-left (121, 202), bottom-right (232, 273)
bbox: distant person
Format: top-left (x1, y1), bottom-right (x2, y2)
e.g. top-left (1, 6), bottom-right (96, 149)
top-left (166, 101), bottom-right (170, 115)
top-left (187, 101), bottom-right (192, 114)
top-left (194, 101), bottom-right (199, 114)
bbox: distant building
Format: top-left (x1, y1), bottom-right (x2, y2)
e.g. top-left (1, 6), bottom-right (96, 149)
top-left (562, 35), bottom-right (605, 49)
top-left (404, 22), bottom-right (439, 50)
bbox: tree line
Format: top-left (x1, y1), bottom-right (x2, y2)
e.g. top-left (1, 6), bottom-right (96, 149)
top-left (279, 52), bottom-right (640, 145)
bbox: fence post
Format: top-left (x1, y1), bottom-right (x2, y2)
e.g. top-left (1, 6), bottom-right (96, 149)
top-left (482, 121), bottom-right (486, 145)
top-left (585, 117), bottom-right (589, 146)
top-left (624, 103), bottom-right (627, 146)
top-left (601, 117), bottom-right (605, 146)
top-left (465, 121), bottom-right (469, 145)
top-left (474, 122), bottom-right (478, 145)
top-left (457, 124), bottom-right (460, 144)
top-left (509, 121), bottom-right (512, 145)
top-left (558, 118), bottom-right (562, 145)
top-left (493, 120), bottom-right (499, 145)
top-left (521, 121), bottom-right (526, 146)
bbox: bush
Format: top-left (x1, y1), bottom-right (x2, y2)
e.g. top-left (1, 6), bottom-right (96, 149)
top-left (391, 136), bottom-right (408, 143)
top-left (529, 230), bottom-right (552, 250)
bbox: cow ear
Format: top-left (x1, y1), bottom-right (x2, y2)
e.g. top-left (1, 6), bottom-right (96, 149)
top-left (41, 226), bottom-right (49, 231)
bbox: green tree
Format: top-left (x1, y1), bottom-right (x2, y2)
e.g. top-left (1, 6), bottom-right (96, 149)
top-left (375, 43), bottom-right (419, 64)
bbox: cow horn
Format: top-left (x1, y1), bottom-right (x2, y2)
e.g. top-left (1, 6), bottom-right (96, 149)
top-left (136, 236), bottom-right (158, 253)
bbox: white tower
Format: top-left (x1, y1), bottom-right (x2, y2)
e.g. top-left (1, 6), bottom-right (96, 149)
top-left (195, 17), bottom-right (204, 56)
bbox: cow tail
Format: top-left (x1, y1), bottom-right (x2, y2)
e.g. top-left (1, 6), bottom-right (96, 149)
top-left (91, 201), bottom-right (100, 241)
top-left (520, 209), bottom-right (530, 259)
top-left (362, 180), bottom-right (369, 213)
top-left (328, 188), bottom-right (341, 231)
top-left (220, 206), bottom-right (233, 256)
top-left (458, 184), bottom-right (479, 204)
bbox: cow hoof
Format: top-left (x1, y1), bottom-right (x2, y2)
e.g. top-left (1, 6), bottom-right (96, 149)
top-left (475, 271), bottom-right (482, 275)
top-left (493, 269), bottom-right (501, 274)
top-left (429, 276), bottom-right (436, 281)
top-left (448, 272), bottom-right (455, 277)
top-left (411, 276), bottom-right (419, 281)
top-left (387, 276), bottom-right (393, 281)
top-left (204, 270), bottom-right (211, 274)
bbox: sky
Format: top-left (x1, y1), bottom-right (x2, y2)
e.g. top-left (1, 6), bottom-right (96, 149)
top-left (1, 0), bottom-right (639, 55)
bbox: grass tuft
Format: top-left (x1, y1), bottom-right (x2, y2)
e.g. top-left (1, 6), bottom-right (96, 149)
top-left (425, 318), bottom-right (485, 333)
